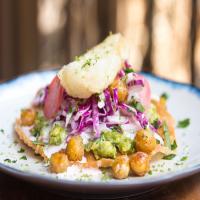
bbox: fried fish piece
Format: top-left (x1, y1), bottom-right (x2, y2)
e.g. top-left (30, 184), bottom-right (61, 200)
top-left (58, 33), bottom-right (130, 99)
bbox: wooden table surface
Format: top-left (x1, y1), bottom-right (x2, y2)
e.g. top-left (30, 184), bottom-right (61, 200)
top-left (1, 173), bottom-right (200, 200)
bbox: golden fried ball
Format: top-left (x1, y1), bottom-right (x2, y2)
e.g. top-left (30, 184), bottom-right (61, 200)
top-left (66, 135), bottom-right (84, 161)
top-left (112, 155), bottom-right (130, 179)
top-left (50, 152), bottom-right (69, 173)
top-left (129, 152), bottom-right (150, 176)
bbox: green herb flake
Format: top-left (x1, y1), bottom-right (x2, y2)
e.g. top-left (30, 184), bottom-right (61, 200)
top-left (20, 156), bottom-right (27, 160)
top-left (177, 118), bottom-right (190, 128)
top-left (124, 68), bottom-right (134, 74)
top-left (180, 156), bottom-right (188, 161)
top-left (148, 170), bottom-right (153, 175)
top-left (130, 100), bottom-right (145, 113)
top-left (163, 154), bottom-right (176, 160)
top-left (171, 140), bottom-right (177, 150)
top-left (18, 148), bottom-right (25, 153)
top-left (156, 139), bottom-right (160, 144)
top-left (0, 129), bottom-right (4, 134)
top-left (68, 106), bottom-right (73, 113)
top-left (82, 59), bottom-right (92, 69)
top-left (160, 92), bottom-right (169, 100)
top-left (4, 159), bottom-right (11, 163)
top-left (152, 119), bottom-right (161, 129)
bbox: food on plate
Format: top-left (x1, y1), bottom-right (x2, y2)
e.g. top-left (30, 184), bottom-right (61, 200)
top-left (15, 33), bottom-right (176, 179)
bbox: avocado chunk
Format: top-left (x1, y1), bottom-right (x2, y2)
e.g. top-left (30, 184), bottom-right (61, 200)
top-left (49, 124), bottom-right (66, 145)
top-left (102, 131), bottom-right (134, 154)
top-left (85, 131), bottom-right (135, 159)
top-left (85, 139), bottom-right (117, 159)
top-left (31, 111), bottom-right (48, 137)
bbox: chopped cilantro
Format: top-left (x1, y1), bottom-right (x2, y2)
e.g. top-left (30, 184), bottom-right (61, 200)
top-left (111, 125), bottom-right (123, 134)
top-left (177, 118), bottom-right (190, 128)
top-left (160, 92), bottom-right (169, 100)
top-left (124, 68), bottom-right (134, 74)
top-left (68, 106), bottom-right (73, 113)
top-left (18, 148), bottom-right (25, 153)
top-left (4, 159), bottom-right (11, 163)
top-left (175, 162), bottom-right (183, 166)
top-left (82, 59), bottom-right (92, 69)
top-left (152, 119), bottom-right (161, 129)
top-left (4, 159), bottom-right (17, 163)
top-left (0, 129), bottom-right (4, 133)
top-left (180, 156), bottom-right (188, 161)
top-left (163, 154), bottom-right (176, 160)
top-left (130, 100), bottom-right (145, 113)
top-left (148, 170), bottom-right (153, 175)
top-left (20, 156), bottom-right (27, 160)
top-left (171, 140), bottom-right (177, 150)
top-left (30, 112), bottom-right (48, 137)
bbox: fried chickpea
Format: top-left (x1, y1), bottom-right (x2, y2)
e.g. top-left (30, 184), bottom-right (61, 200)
top-left (66, 135), bottom-right (84, 161)
top-left (130, 152), bottom-right (150, 176)
top-left (135, 129), bottom-right (157, 153)
top-left (109, 78), bottom-right (128, 102)
top-left (112, 155), bottom-right (130, 179)
top-left (50, 152), bottom-right (69, 173)
top-left (21, 109), bottom-right (36, 126)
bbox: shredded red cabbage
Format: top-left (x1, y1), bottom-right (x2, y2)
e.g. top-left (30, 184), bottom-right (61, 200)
top-left (104, 89), bottom-right (114, 115)
top-left (92, 97), bottom-right (100, 138)
top-left (113, 88), bottom-right (118, 110)
top-left (46, 61), bottom-right (154, 138)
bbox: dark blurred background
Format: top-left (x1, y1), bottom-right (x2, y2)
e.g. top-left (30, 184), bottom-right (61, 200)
top-left (0, 0), bottom-right (200, 87)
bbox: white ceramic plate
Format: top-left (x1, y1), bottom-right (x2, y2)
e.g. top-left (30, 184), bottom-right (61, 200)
top-left (0, 69), bottom-right (199, 194)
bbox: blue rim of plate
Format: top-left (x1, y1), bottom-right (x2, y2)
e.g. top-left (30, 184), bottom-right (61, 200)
top-left (0, 68), bottom-right (200, 190)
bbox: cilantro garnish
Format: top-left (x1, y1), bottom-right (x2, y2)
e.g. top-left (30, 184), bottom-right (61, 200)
top-left (20, 156), bottom-right (27, 160)
top-left (111, 125), bottom-right (123, 134)
top-left (124, 68), bottom-right (134, 74)
top-left (68, 106), bottom-right (73, 113)
top-left (0, 129), bottom-right (4, 134)
top-left (18, 148), bottom-right (25, 153)
top-left (4, 159), bottom-right (11, 163)
top-left (4, 159), bottom-right (17, 163)
top-left (148, 170), bottom-right (153, 175)
top-left (152, 119), bottom-right (161, 129)
top-left (163, 154), bottom-right (176, 160)
top-left (171, 140), bottom-right (177, 150)
top-left (177, 118), bottom-right (190, 128)
top-left (180, 156), bottom-right (188, 161)
top-left (82, 59), bottom-right (92, 69)
top-left (30, 112), bottom-right (48, 137)
top-left (160, 92), bottom-right (169, 100)
top-left (130, 100), bottom-right (145, 113)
